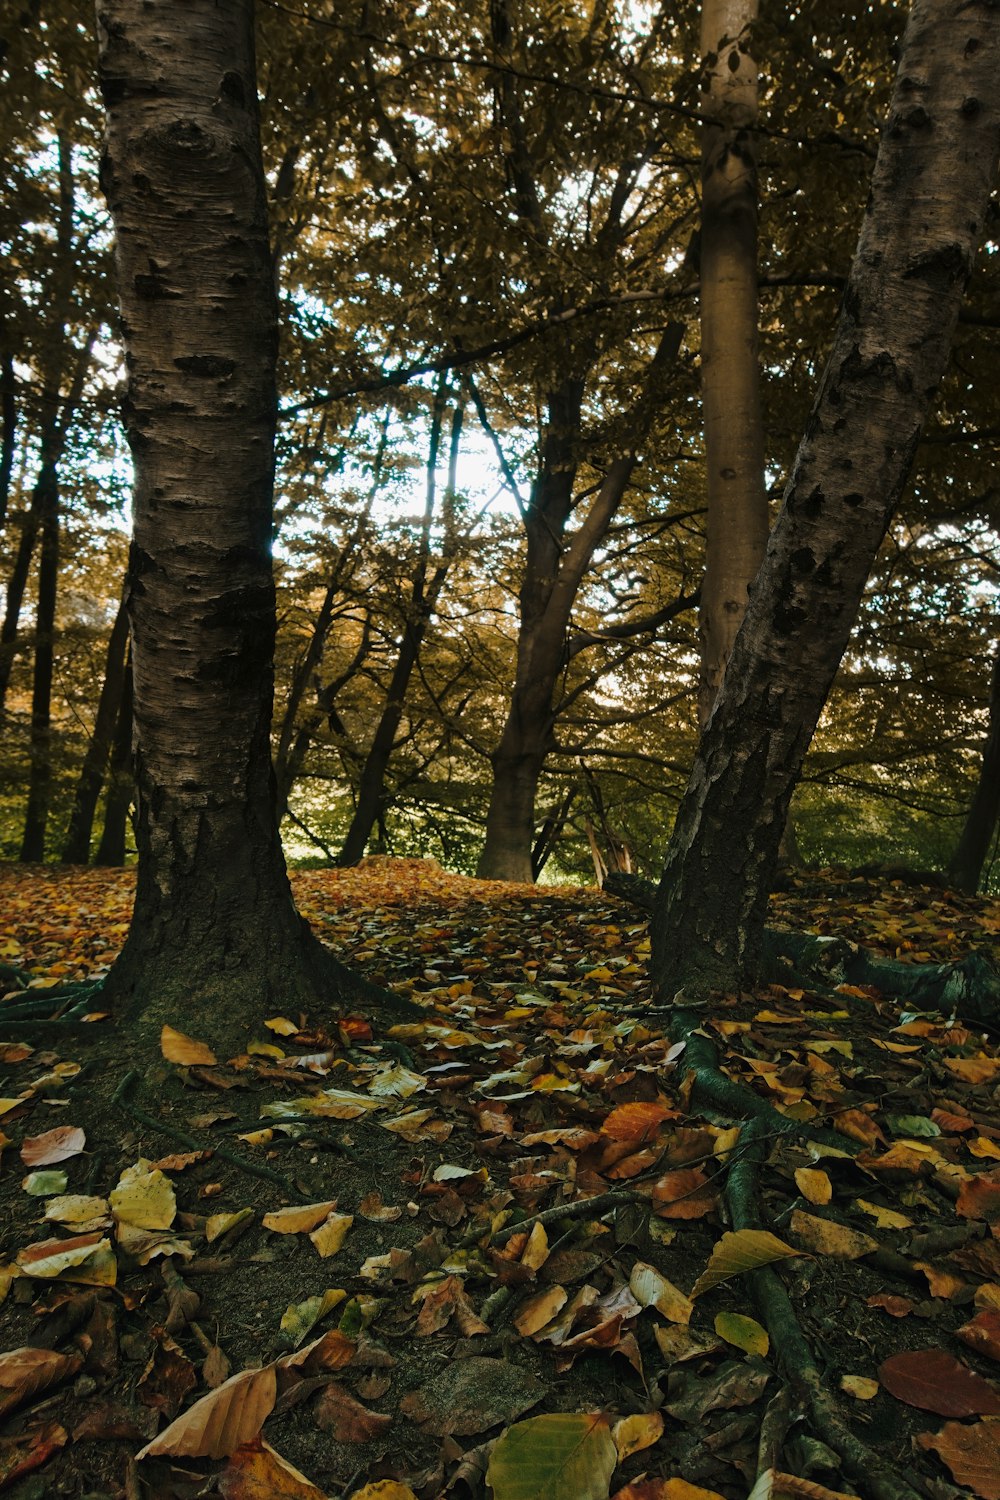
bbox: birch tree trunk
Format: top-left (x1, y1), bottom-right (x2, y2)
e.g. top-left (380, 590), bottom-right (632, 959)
top-left (696, 0), bottom-right (768, 728)
top-left (652, 0), bottom-right (1000, 1000)
top-left (96, 0), bottom-right (381, 1044)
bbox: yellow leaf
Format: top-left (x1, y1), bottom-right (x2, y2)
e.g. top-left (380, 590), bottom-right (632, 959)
top-left (264, 1016), bottom-right (300, 1036)
top-left (691, 1230), bottom-right (802, 1298)
top-left (854, 1198), bottom-right (913, 1230)
top-left (487, 1413), bottom-right (616, 1500)
top-left (612, 1411), bottom-right (664, 1461)
top-left (794, 1168), bottom-right (832, 1205)
top-left (789, 1210), bottom-right (877, 1260)
top-left (110, 1161), bottom-right (177, 1231)
top-left (205, 1208), bottom-right (254, 1244)
top-left (309, 1212), bottom-right (353, 1258)
top-left (42, 1195), bottom-right (110, 1230)
top-left (262, 1202), bottom-right (337, 1235)
top-left (246, 1041), bottom-right (286, 1060)
top-left (969, 1137), bottom-right (1000, 1161)
top-left (714, 1311), bottom-right (769, 1356)
top-left (350, 1485), bottom-right (419, 1500)
top-left (975, 1283), bottom-right (1000, 1310)
top-left (520, 1221), bottom-right (550, 1271)
top-left (840, 1374), bottom-right (879, 1400)
top-left (218, 1438), bottom-right (326, 1498)
top-left (160, 1026), bottom-right (217, 1066)
top-left (629, 1262), bottom-right (693, 1325)
top-left (278, 1289), bottom-right (346, 1349)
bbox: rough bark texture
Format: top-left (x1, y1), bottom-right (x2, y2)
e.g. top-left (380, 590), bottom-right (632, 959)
top-left (949, 646), bottom-right (1000, 892)
top-left (61, 591), bottom-right (130, 863)
top-left (96, 0), bottom-right (385, 1046)
top-left (652, 0), bottom-right (1000, 1001)
top-left (697, 0), bottom-right (769, 728)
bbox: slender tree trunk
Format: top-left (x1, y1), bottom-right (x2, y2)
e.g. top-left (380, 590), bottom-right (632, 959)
top-left (0, 496), bottom-right (41, 710)
top-left (651, 0), bottom-right (1000, 1000)
top-left (97, 0), bottom-right (373, 1045)
top-left (18, 463), bottom-right (60, 861)
top-left (94, 650), bottom-right (133, 867)
top-left (0, 349), bottom-right (15, 534)
top-left (60, 590), bottom-right (130, 863)
top-left (949, 648), bottom-right (1000, 893)
top-left (477, 325), bottom-right (684, 882)
top-left (697, 0), bottom-right (768, 728)
top-left (337, 394), bottom-right (462, 865)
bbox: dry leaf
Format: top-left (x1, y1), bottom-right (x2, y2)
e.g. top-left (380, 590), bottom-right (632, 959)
top-left (136, 1364), bottom-right (278, 1460)
top-left (789, 1210), bottom-right (877, 1260)
top-left (514, 1285), bottom-right (568, 1336)
top-left (612, 1411), bottom-right (664, 1461)
top-left (916, 1418), bottom-right (1000, 1499)
top-left (161, 1025), bottom-right (218, 1066)
top-left (0, 1347), bottom-right (82, 1418)
top-left (19, 1125), bottom-right (86, 1166)
top-left (793, 1167), bottom-right (832, 1205)
top-left (691, 1229), bottom-right (801, 1298)
top-left (218, 1438), bottom-right (326, 1498)
top-left (878, 1349), bottom-right (1000, 1417)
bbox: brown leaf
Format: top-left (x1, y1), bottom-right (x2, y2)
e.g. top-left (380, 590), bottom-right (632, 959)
top-left (958, 1309), bottom-right (1000, 1363)
top-left (0, 1347), bottom-right (82, 1419)
top-left (957, 1173), bottom-right (1000, 1224)
top-left (313, 1382), bottom-right (392, 1442)
top-left (160, 1025), bottom-right (218, 1066)
top-left (878, 1349), bottom-right (1000, 1417)
top-left (916, 1418), bottom-right (1000, 1499)
top-left (601, 1101), bottom-right (676, 1145)
top-left (137, 1331), bottom-right (198, 1419)
top-left (137, 1364), bottom-right (278, 1460)
top-left (651, 1167), bottom-right (716, 1220)
top-left (867, 1293), bottom-right (914, 1318)
top-left (0, 1420), bottom-right (67, 1489)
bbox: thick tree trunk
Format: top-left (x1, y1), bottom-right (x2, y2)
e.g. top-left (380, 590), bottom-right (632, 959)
top-left (61, 590), bottom-right (130, 863)
top-left (96, 0), bottom-right (385, 1047)
top-left (949, 647), bottom-right (1000, 893)
top-left (652, 0), bottom-right (1000, 1001)
top-left (18, 463), bottom-right (59, 861)
top-left (94, 647), bottom-right (133, 867)
top-left (697, 0), bottom-right (768, 728)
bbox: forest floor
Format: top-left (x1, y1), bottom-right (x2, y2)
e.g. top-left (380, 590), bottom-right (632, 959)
top-left (1, 858), bottom-right (1000, 1500)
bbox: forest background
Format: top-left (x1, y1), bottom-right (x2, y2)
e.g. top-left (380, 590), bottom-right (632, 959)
top-left (1, 0), bottom-right (998, 891)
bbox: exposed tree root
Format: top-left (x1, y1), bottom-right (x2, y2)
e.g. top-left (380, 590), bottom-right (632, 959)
top-left (660, 1005), bottom-right (925, 1500)
top-left (603, 871), bottom-right (1000, 1024)
top-left (112, 1068), bottom-right (306, 1202)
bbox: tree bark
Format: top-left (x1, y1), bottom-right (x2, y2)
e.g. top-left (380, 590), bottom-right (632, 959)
top-left (0, 349), bottom-right (15, 535)
top-left (96, 0), bottom-right (395, 1046)
top-left (651, 0), bottom-right (1000, 1001)
top-left (696, 0), bottom-right (769, 728)
top-left (17, 460), bottom-right (60, 861)
top-left (60, 590), bottom-right (130, 863)
top-left (949, 646), bottom-right (1000, 893)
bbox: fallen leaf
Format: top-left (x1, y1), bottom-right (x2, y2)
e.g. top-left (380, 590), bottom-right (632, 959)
top-left (0, 1420), bottom-right (67, 1489)
top-left (487, 1412), bottom-right (617, 1500)
top-left (136, 1364), bottom-right (278, 1459)
top-left (789, 1210), bottom-right (878, 1260)
top-left (714, 1311), bottom-right (769, 1357)
top-left (0, 1347), bottom-right (82, 1418)
top-left (399, 1356), bottom-right (545, 1436)
top-left (514, 1285), bottom-right (568, 1337)
top-left (840, 1375), bottom-right (879, 1400)
top-left (110, 1160), bottom-right (176, 1231)
top-left (161, 1025), bottom-right (217, 1066)
top-left (958, 1309), bottom-right (1000, 1363)
top-left (218, 1438), bottom-right (326, 1498)
top-left (19, 1125), bottom-right (86, 1166)
top-left (916, 1418), bottom-right (1000, 1499)
top-left (310, 1212), bottom-right (353, 1257)
top-left (314, 1382), bottom-right (392, 1441)
top-left (793, 1167), bottom-right (832, 1205)
top-left (878, 1349), bottom-right (1000, 1417)
top-left (262, 1202), bottom-right (338, 1234)
top-left (691, 1229), bottom-right (802, 1298)
top-left (651, 1167), bottom-right (716, 1219)
top-left (629, 1262), bottom-right (693, 1325)
top-left (957, 1173), bottom-right (1000, 1224)
top-left (612, 1411), bottom-right (663, 1461)
top-left (601, 1101), bottom-right (675, 1144)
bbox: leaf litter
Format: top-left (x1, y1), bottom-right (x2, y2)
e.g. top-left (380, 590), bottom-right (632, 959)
top-left (1, 859), bottom-right (1000, 1495)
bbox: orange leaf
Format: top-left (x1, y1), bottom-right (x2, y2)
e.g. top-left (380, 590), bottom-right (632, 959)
top-left (957, 1174), bottom-right (1000, 1224)
top-left (833, 1109), bottom-right (885, 1148)
top-left (601, 1101), bottom-right (676, 1145)
top-left (958, 1310), bottom-right (1000, 1364)
top-left (651, 1168), bottom-right (716, 1220)
top-left (219, 1439), bottom-right (326, 1498)
top-left (944, 1056), bottom-right (1000, 1085)
top-left (916, 1419), bottom-right (1000, 1499)
top-left (867, 1293), bottom-right (914, 1318)
top-left (160, 1026), bottom-right (218, 1066)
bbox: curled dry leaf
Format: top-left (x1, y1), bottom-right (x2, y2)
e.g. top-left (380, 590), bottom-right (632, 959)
top-left (136, 1363), bottom-right (278, 1460)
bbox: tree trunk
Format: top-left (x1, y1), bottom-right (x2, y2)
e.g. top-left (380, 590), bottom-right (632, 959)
top-left (61, 590), bottom-right (130, 863)
top-left (0, 349), bottom-right (15, 535)
top-left (949, 647), bottom-right (1000, 893)
top-left (337, 395), bottom-right (462, 866)
top-left (97, 0), bottom-right (387, 1047)
top-left (18, 460), bottom-right (59, 861)
top-left (477, 325), bottom-right (684, 882)
top-left (94, 647), bottom-right (133, 867)
top-left (697, 0), bottom-right (769, 728)
top-left (651, 0), bottom-right (1000, 1001)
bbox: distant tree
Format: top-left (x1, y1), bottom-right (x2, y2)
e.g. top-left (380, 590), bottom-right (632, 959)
top-left (652, 0), bottom-right (1000, 1000)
